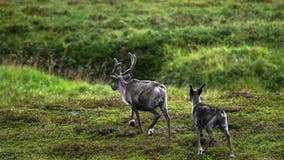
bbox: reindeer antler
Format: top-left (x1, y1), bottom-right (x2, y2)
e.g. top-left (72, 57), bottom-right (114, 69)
top-left (112, 58), bottom-right (121, 75)
top-left (121, 52), bottom-right (137, 75)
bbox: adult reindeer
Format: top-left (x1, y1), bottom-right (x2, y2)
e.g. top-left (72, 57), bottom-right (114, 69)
top-left (110, 53), bottom-right (171, 139)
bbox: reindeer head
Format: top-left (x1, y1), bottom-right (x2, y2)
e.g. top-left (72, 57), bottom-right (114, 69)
top-left (110, 52), bottom-right (137, 90)
top-left (189, 84), bottom-right (206, 103)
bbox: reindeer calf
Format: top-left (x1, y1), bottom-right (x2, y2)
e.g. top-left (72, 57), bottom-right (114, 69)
top-left (189, 84), bottom-right (235, 158)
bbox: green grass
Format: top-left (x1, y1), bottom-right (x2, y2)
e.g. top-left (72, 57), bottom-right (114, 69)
top-left (160, 45), bottom-right (284, 91)
top-left (0, 0), bottom-right (283, 158)
top-left (0, 0), bottom-right (283, 90)
top-left (0, 65), bottom-right (117, 105)
top-left (0, 66), bottom-right (283, 160)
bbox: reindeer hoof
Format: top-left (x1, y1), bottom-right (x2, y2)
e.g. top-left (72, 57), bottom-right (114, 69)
top-left (230, 154), bottom-right (235, 158)
top-left (147, 128), bottom-right (154, 136)
top-left (198, 148), bottom-right (205, 154)
top-left (129, 120), bottom-right (135, 127)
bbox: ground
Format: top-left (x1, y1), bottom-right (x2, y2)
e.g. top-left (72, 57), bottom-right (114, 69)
top-left (0, 68), bottom-right (283, 159)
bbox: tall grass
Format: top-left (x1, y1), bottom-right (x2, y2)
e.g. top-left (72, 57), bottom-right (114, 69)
top-left (0, 65), bottom-right (116, 105)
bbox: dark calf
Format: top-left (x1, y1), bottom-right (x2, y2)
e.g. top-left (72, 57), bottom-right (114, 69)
top-left (189, 84), bottom-right (234, 158)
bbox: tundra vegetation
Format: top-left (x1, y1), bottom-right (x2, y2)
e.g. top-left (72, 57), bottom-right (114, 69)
top-left (0, 0), bottom-right (283, 159)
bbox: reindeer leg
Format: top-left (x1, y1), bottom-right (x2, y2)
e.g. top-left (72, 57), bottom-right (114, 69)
top-left (224, 130), bottom-right (234, 158)
top-left (134, 109), bottom-right (142, 133)
top-left (204, 126), bottom-right (214, 152)
top-left (147, 109), bottom-right (160, 136)
top-left (203, 118), bottom-right (217, 151)
top-left (220, 126), bottom-right (234, 158)
top-left (160, 106), bottom-right (171, 140)
top-left (196, 127), bottom-right (204, 154)
top-left (129, 108), bottom-right (135, 127)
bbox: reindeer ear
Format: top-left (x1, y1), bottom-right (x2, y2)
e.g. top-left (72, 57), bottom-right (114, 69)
top-left (122, 73), bottom-right (131, 80)
top-left (198, 83), bottom-right (206, 94)
top-left (189, 84), bottom-right (194, 94)
top-left (110, 75), bottom-right (117, 80)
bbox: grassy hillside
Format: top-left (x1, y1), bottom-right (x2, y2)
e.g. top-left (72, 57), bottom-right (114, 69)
top-left (0, 66), bottom-right (283, 159)
top-left (0, 0), bottom-right (283, 90)
top-left (160, 46), bottom-right (283, 91)
top-left (0, 65), bottom-right (116, 105)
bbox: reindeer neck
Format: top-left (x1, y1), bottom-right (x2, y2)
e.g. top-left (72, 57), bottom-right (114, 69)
top-left (117, 79), bottom-right (127, 93)
top-left (192, 97), bottom-right (201, 109)
top-left (117, 79), bottom-right (130, 105)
